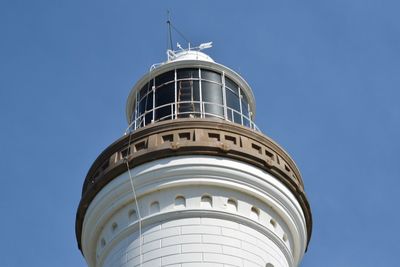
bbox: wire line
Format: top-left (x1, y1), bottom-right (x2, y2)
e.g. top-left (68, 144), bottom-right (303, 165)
top-left (124, 131), bottom-right (143, 267)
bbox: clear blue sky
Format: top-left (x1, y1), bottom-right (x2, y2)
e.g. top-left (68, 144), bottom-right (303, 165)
top-left (1, 1), bottom-right (399, 266)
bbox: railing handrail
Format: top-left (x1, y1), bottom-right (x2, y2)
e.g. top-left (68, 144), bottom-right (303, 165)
top-left (126, 100), bottom-right (260, 134)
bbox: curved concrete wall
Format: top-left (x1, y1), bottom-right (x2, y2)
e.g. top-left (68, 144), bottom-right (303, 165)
top-left (81, 156), bottom-right (307, 267)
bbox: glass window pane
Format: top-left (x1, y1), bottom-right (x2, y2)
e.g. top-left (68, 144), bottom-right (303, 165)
top-left (225, 77), bottom-right (238, 94)
top-left (139, 85), bottom-right (145, 100)
top-left (193, 103), bottom-right (200, 114)
top-left (177, 80), bottom-right (200, 102)
top-left (227, 108), bottom-right (233, 122)
top-left (241, 97), bottom-right (249, 118)
top-left (155, 83), bottom-right (174, 121)
top-left (155, 70), bottom-right (174, 87)
top-left (243, 118), bottom-right (250, 128)
top-left (201, 81), bottom-right (223, 104)
top-left (139, 82), bottom-right (152, 99)
top-left (138, 98), bottom-right (146, 116)
top-left (204, 103), bottom-right (224, 119)
top-left (201, 69), bottom-right (221, 83)
top-left (226, 89), bottom-right (240, 112)
top-left (193, 80), bottom-right (200, 101)
top-left (227, 107), bottom-right (241, 124)
top-left (202, 81), bottom-right (223, 118)
top-left (177, 68), bottom-right (199, 79)
top-left (156, 83), bottom-right (175, 106)
top-left (156, 105), bottom-right (173, 121)
top-left (144, 112), bottom-right (152, 125)
top-left (177, 80), bottom-right (200, 118)
top-left (234, 112), bottom-right (241, 124)
top-left (146, 91), bottom-right (153, 110)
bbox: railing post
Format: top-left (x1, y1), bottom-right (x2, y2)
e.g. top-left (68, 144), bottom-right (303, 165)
top-left (222, 72), bottom-right (228, 121)
top-left (199, 68), bottom-right (203, 118)
top-left (171, 103), bottom-right (174, 120)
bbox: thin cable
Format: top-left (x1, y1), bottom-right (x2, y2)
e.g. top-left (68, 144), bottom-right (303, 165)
top-left (170, 23), bottom-right (191, 44)
top-left (165, 13), bottom-right (191, 47)
top-left (125, 159), bottom-right (143, 266)
top-left (124, 131), bottom-right (143, 266)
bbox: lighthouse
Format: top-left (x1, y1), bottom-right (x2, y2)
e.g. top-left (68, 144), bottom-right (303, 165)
top-left (76, 43), bottom-right (312, 267)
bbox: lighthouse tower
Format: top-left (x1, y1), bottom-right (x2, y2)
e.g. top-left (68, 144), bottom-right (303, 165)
top-left (76, 44), bottom-right (312, 267)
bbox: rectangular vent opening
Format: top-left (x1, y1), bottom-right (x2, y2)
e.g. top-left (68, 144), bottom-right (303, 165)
top-left (134, 140), bottom-right (147, 152)
top-left (251, 143), bottom-right (262, 154)
top-left (120, 147), bottom-right (130, 158)
top-left (162, 134), bottom-right (174, 143)
top-left (208, 133), bottom-right (220, 141)
top-left (284, 164), bottom-right (291, 172)
top-left (265, 149), bottom-right (274, 159)
top-left (225, 135), bottom-right (237, 145)
top-left (179, 132), bottom-right (191, 141)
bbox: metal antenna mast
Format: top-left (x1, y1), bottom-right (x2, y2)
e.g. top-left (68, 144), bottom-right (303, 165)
top-left (167, 11), bottom-right (173, 51)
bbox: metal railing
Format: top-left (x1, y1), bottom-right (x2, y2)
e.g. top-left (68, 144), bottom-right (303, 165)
top-left (126, 101), bottom-right (260, 134)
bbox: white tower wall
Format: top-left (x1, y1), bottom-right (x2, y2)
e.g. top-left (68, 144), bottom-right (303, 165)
top-left (81, 156), bottom-right (307, 267)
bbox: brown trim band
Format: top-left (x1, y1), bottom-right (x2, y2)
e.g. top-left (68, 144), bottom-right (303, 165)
top-left (75, 119), bottom-right (312, 251)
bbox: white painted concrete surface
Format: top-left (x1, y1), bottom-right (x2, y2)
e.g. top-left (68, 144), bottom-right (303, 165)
top-left (81, 156), bottom-right (307, 267)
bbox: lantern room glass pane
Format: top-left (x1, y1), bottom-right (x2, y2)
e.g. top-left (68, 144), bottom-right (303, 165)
top-left (192, 80), bottom-right (200, 102)
top-left (225, 77), bottom-right (239, 94)
top-left (146, 91), bottom-right (153, 110)
top-left (226, 89), bottom-right (240, 111)
top-left (201, 81), bottom-right (223, 104)
top-left (241, 93), bottom-right (249, 118)
top-left (243, 118), bottom-right (250, 128)
top-left (177, 80), bottom-right (201, 118)
top-left (139, 80), bottom-right (153, 99)
top-left (155, 83), bottom-right (175, 121)
top-left (226, 89), bottom-right (241, 123)
top-left (155, 70), bottom-right (174, 87)
top-left (156, 83), bottom-right (174, 106)
top-left (176, 80), bottom-right (200, 101)
top-left (144, 91), bottom-right (153, 125)
top-left (138, 98), bottom-right (145, 116)
top-left (201, 81), bottom-right (224, 118)
top-left (177, 68), bottom-right (199, 79)
top-left (201, 69), bottom-right (221, 83)
top-left (156, 105), bottom-right (174, 121)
